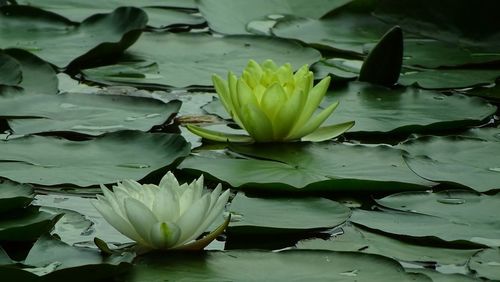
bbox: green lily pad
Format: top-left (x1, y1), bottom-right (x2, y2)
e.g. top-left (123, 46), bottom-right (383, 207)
top-left (0, 48), bottom-right (58, 95)
top-left (374, 0), bottom-right (500, 51)
top-left (0, 5), bottom-right (147, 69)
top-left (0, 131), bottom-right (190, 186)
top-left (0, 92), bottom-right (181, 135)
top-left (0, 51), bottom-right (22, 86)
top-left (399, 69), bottom-right (500, 90)
top-left (179, 142), bottom-right (433, 193)
top-left (16, 0), bottom-right (202, 28)
top-left (22, 235), bottom-right (133, 281)
top-left (400, 136), bottom-right (500, 192)
top-left (408, 269), bottom-right (478, 282)
top-left (322, 82), bottom-right (496, 135)
top-left (82, 32), bottom-right (321, 88)
top-left (198, 0), bottom-right (353, 35)
top-left (312, 58), bottom-right (361, 81)
top-left (229, 192), bottom-right (351, 233)
top-left (351, 208), bottom-right (500, 247)
top-left (0, 207), bottom-right (59, 241)
top-left (463, 84), bottom-right (500, 102)
top-left (468, 248), bottom-right (500, 281)
top-left (272, 13), bottom-right (390, 54)
top-left (0, 179), bottom-right (33, 213)
top-left (359, 26), bottom-right (403, 86)
top-left (298, 224), bottom-right (480, 265)
top-left (127, 250), bottom-right (430, 282)
top-left (458, 127), bottom-right (500, 142)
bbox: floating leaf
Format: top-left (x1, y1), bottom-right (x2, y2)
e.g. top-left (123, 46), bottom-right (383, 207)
top-left (401, 136), bottom-right (500, 192)
top-left (469, 248), bottom-right (500, 281)
top-left (0, 6), bottom-right (147, 69)
top-left (0, 92), bottom-right (181, 135)
top-left (0, 179), bottom-right (33, 213)
top-left (298, 224), bottom-right (480, 265)
top-left (0, 207), bottom-right (59, 241)
top-left (180, 142), bottom-right (433, 193)
top-left (0, 131), bottom-right (190, 186)
top-left (128, 250), bottom-right (430, 281)
top-left (82, 32), bottom-right (321, 88)
top-left (198, 0), bottom-right (353, 34)
top-left (359, 26), bottom-right (403, 86)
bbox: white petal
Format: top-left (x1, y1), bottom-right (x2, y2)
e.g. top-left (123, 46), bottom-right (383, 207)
top-left (149, 221), bottom-right (181, 249)
top-left (175, 193), bottom-right (211, 245)
top-left (123, 198), bottom-right (158, 247)
top-left (92, 199), bottom-right (144, 244)
top-left (152, 187), bottom-right (179, 222)
top-left (187, 188), bottom-right (230, 244)
top-left (159, 171), bottom-right (180, 190)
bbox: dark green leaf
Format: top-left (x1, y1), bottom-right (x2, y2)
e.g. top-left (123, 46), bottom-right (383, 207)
top-left (359, 26), bottom-right (403, 86)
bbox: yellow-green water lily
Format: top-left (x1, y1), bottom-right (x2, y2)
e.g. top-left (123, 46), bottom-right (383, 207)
top-left (187, 59), bottom-right (354, 142)
top-left (92, 172), bottom-right (230, 251)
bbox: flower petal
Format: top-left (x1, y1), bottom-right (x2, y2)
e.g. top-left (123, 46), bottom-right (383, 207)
top-left (186, 125), bottom-right (254, 143)
top-left (260, 82), bottom-right (286, 122)
top-left (92, 199), bottom-right (144, 244)
top-left (301, 120), bottom-right (355, 142)
top-left (287, 101), bottom-right (339, 140)
top-left (174, 193), bottom-right (211, 245)
top-left (290, 76), bottom-right (331, 134)
top-left (124, 198), bottom-right (159, 247)
top-left (241, 103), bottom-right (274, 142)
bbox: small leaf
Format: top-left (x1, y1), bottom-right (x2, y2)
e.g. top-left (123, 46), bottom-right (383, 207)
top-left (359, 26), bottom-right (403, 86)
top-left (301, 121), bottom-right (355, 142)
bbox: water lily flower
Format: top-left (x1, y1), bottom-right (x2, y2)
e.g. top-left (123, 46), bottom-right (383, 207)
top-left (187, 59), bottom-right (354, 143)
top-left (92, 172), bottom-right (230, 251)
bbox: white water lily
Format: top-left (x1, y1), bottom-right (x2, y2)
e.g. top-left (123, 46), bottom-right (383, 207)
top-left (92, 172), bottom-right (230, 250)
top-left (187, 59), bottom-right (354, 143)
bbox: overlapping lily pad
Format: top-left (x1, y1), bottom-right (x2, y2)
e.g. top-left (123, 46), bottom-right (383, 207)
top-left (351, 191), bottom-right (500, 247)
top-left (0, 207), bottom-right (59, 241)
top-left (298, 224), bottom-right (480, 266)
top-left (128, 250), bottom-right (430, 281)
top-left (0, 179), bottom-right (33, 213)
top-left (0, 48), bottom-right (58, 94)
top-left (198, 0), bottom-right (353, 35)
top-left (0, 51), bottom-right (21, 86)
top-left (82, 32), bottom-right (321, 88)
top-left (180, 142), bottom-right (433, 193)
top-left (16, 0), bottom-right (202, 28)
top-left (0, 131), bottom-right (190, 186)
top-left (229, 193), bottom-right (351, 233)
top-left (399, 69), bottom-right (500, 90)
top-left (0, 92), bottom-right (181, 135)
top-left (0, 5), bottom-right (147, 69)
top-left (468, 248), bottom-right (500, 281)
top-left (322, 82), bottom-right (496, 134)
top-left (400, 136), bottom-right (500, 192)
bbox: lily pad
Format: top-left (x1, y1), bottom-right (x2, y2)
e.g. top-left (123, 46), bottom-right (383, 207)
top-left (312, 58), bottom-right (361, 81)
top-left (229, 192), bottom-right (351, 233)
top-left (0, 207), bottom-right (59, 241)
top-left (399, 69), bottom-right (500, 90)
top-left (23, 235), bottom-right (133, 281)
top-left (298, 224), bottom-right (480, 266)
top-left (0, 92), bottom-right (181, 135)
top-left (179, 142), bottom-right (433, 193)
top-left (82, 32), bottom-right (321, 88)
top-left (350, 208), bottom-right (500, 247)
top-left (0, 131), bottom-right (190, 186)
top-left (197, 0), bottom-right (353, 35)
top-left (17, 0), bottom-right (202, 28)
top-left (127, 250), bottom-right (430, 282)
top-left (400, 136), bottom-right (500, 192)
top-left (0, 5), bottom-right (147, 69)
top-left (272, 13), bottom-right (390, 54)
top-left (322, 82), bottom-right (496, 135)
top-left (468, 248), bottom-right (500, 281)
top-left (0, 48), bottom-right (58, 94)
top-left (374, 0), bottom-right (500, 51)
top-left (0, 179), bottom-right (33, 213)
top-left (0, 51), bottom-right (22, 86)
